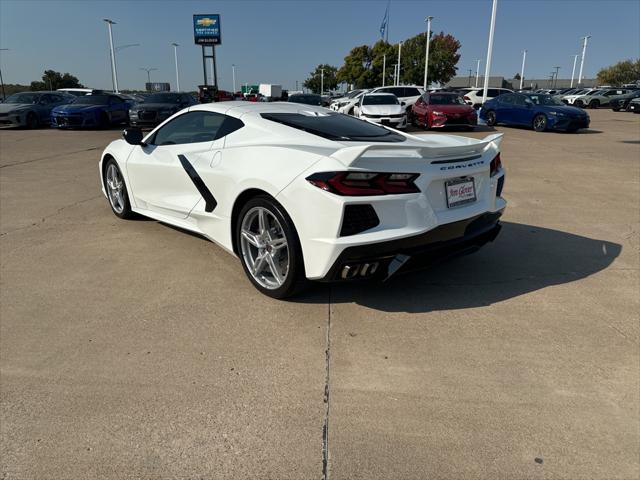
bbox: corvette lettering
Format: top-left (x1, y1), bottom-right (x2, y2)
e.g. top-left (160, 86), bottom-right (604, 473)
top-left (440, 160), bottom-right (485, 170)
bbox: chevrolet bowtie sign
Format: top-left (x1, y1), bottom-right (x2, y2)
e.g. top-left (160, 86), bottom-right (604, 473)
top-left (193, 14), bottom-right (221, 45)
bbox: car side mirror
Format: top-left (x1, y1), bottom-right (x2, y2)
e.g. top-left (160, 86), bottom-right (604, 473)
top-left (123, 127), bottom-right (144, 145)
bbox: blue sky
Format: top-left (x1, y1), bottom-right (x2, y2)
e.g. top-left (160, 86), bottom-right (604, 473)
top-left (1, 0), bottom-right (638, 91)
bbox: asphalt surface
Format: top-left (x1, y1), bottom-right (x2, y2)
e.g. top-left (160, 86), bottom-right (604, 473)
top-left (1, 109), bottom-right (638, 479)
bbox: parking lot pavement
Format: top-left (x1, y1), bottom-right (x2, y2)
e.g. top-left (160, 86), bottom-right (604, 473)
top-left (1, 109), bottom-right (638, 479)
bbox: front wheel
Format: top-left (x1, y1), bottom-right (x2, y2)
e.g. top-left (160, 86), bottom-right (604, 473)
top-left (533, 114), bottom-right (547, 132)
top-left (103, 159), bottom-right (134, 219)
top-left (589, 99), bottom-right (600, 109)
top-left (485, 110), bottom-right (497, 126)
top-left (236, 196), bottom-right (307, 299)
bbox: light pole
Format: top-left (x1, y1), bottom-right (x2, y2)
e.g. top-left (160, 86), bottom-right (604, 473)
top-left (475, 59), bottom-right (481, 88)
top-left (467, 69), bottom-right (473, 88)
top-left (423, 16), bottom-right (433, 90)
top-left (231, 64), bottom-right (236, 94)
top-left (578, 35), bottom-right (591, 86)
top-left (382, 54), bottom-right (386, 87)
top-left (103, 19), bottom-right (119, 93)
top-left (171, 43), bottom-right (180, 91)
top-left (481, 0), bottom-right (498, 105)
top-left (140, 67), bottom-right (157, 85)
top-left (392, 64), bottom-right (397, 86)
top-left (396, 41), bottom-right (402, 86)
top-left (552, 66), bottom-right (560, 88)
top-left (0, 48), bottom-right (9, 100)
top-left (320, 67), bottom-right (324, 96)
top-left (115, 43), bottom-right (139, 53)
top-left (519, 50), bottom-right (527, 90)
top-left (570, 54), bottom-right (579, 88)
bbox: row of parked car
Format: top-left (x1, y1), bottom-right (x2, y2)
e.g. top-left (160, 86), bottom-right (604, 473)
top-left (327, 84), bottom-right (598, 133)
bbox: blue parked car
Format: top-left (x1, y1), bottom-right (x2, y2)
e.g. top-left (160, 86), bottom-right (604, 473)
top-left (479, 92), bottom-right (590, 132)
top-left (51, 93), bottom-right (130, 129)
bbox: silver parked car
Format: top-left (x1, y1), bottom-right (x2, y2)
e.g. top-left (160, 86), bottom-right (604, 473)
top-left (0, 91), bottom-right (74, 129)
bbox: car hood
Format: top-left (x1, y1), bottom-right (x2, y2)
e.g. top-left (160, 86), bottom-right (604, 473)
top-left (53, 104), bottom-right (103, 113)
top-left (428, 104), bottom-right (475, 114)
top-left (0, 103), bottom-right (33, 113)
top-left (360, 104), bottom-right (403, 115)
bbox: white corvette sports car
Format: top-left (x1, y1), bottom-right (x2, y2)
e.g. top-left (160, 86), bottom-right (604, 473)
top-left (100, 101), bottom-right (506, 298)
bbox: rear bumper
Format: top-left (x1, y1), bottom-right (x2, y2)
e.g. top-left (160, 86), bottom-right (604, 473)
top-left (318, 211), bottom-right (503, 282)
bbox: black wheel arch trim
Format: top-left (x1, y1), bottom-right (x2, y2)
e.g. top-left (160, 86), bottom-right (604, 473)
top-left (178, 154), bottom-right (217, 213)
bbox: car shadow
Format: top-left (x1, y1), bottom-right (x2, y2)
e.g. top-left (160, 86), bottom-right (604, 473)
top-left (294, 221), bottom-right (621, 312)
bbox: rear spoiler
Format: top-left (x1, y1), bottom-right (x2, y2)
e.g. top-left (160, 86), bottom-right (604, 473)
top-left (330, 133), bottom-right (503, 167)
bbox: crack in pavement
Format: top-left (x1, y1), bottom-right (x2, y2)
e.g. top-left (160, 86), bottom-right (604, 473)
top-left (0, 147), bottom-right (101, 169)
top-left (322, 287), bottom-right (332, 480)
top-left (0, 194), bottom-right (102, 237)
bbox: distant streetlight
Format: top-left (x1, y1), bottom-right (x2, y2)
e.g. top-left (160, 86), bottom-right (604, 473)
top-left (481, 0), bottom-right (498, 104)
top-left (140, 67), bottom-right (158, 84)
top-left (392, 63), bottom-right (397, 86)
top-left (423, 16), bottom-right (433, 90)
top-left (171, 43), bottom-right (180, 91)
top-left (552, 66), bottom-right (561, 88)
top-left (231, 64), bottom-right (236, 94)
top-left (578, 35), bottom-right (591, 85)
top-left (103, 19), bottom-right (119, 93)
top-left (570, 54), bottom-right (579, 88)
top-left (320, 67), bottom-right (324, 95)
top-left (396, 41), bottom-right (403, 86)
top-left (382, 54), bottom-right (386, 87)
top-left (0, 48), bottom-right (8, 100)
top-left (115, 43), bottom-right (139, 53)
top-left (475, 59), bottom-right (482, 88)
top-left (519, 50), bottom-right (527, 90)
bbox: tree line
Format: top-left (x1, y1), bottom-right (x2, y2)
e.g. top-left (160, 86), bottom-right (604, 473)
top-left (304, 31), bottom-right (461, 94)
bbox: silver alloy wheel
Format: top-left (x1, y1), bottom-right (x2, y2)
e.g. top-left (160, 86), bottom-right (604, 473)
top-left (240, 206), bottom-right (289, 290)
top-left (534, 115), bottom-right (546, 130)
top-left (105, 163), bottom-right (125, 214)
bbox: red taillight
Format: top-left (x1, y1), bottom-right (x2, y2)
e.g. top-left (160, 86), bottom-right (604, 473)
top-left (306, 171), bottom-right (420, 196)
top-left (490, 153), bottom-right (502, 177)
top-left (463, 95), bottom-right (470, 101)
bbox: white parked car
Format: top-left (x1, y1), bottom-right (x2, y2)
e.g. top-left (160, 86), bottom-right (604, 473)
top-left (353, 93), bottom-right (407, 129)
top-left (330, 89), bottom-right (369, 113)
top-left (460, 87), bottom-right (513, 109)
top-left (562, 88), bottom-right (600, 105)
top-left (369, 85), bottom-right (425, 117)
top-left (100, 102), bottom-right (506, 298)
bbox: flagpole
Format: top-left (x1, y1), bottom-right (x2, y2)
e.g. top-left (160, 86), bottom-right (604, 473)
top-left (386, 0), bottom-right (390, 43)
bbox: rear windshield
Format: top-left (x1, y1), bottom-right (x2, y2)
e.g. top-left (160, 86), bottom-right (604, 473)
top-left (362, 95), bottom-right (398, 105)
top-left (145, 93), bottom-right (184, 103)
top-left (261, 112), bottom-right (406, 142)
top-left (429, 94), bottom-right (465, 105)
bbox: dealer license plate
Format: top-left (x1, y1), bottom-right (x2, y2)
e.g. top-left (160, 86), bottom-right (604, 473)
top-left (445, 177), bottom-right (476, 208)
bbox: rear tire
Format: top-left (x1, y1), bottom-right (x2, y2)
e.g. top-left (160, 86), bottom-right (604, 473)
top-left (236, 195), bottom-right (308, 299)
top-left (533, 114), bottom-right (547, 132)
top-left (589, 99), bottom-right (600, 109)
top-left (485, 110), bottom-right (497, 126)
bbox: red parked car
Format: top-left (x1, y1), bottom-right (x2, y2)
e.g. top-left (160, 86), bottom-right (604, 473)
top-left (411, 92), bottom-right (477, 130)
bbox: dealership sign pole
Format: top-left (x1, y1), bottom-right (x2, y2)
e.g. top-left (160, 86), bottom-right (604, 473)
top-left (481, 0), bottom-right (497, 105)
top-left (397, 41), bottom-right (402, 86)
top-left (475, 59), bottom-right (481, 88)
top-left (519, 50), bottom-right (526, 90)
top-left (194, 14), bottom-right (222, 91)
top-left (570, 54), bottom-right (579, 88)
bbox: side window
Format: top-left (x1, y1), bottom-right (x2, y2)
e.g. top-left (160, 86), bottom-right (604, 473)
top-left (376, 87), bottom-right (392, 95)
top-left (499, 94), bottom-right (515, 104)
top-left (150, 111), bottom-right (243, 146)
top-left (39, 94), bottom-right (54, 105)
top-left (486, 89), bottom-right (499, 97)
top-left (404, 88), bottom-right (421, 97)
top-left (513, 95), bottom-right (528, 106)
top-left (109, 96), bottom-right (124, 105)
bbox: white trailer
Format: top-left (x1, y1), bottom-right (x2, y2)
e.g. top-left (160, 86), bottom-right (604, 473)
top-left (259, 84), bottom-right (282, 100)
